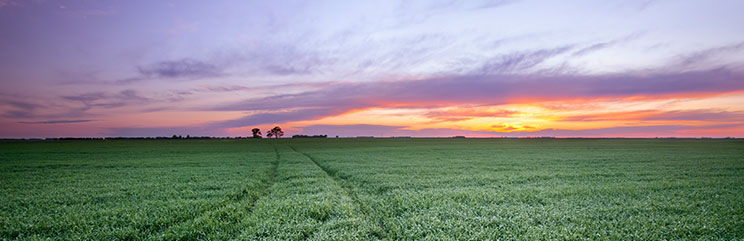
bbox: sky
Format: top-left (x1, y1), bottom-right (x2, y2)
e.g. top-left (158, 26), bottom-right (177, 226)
top-left (1, 0), bottom-right (744, 138)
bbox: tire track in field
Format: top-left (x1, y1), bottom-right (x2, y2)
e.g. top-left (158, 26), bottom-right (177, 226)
top-left (288, 145), bottom-right (390, 240)
top-left (146, 145), bottom-right (281, 240)
top-left (246, 144), bottom-right (280, 214)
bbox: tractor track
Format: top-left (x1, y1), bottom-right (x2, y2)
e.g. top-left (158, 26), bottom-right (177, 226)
top-left (146, 144), bottom-right (281, 240)
top-left (246, 144), bottom-right (280, 213)
top-left (288, 145), bottom-right (390, 240)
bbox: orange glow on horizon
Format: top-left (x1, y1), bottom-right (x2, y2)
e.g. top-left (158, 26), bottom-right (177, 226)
top-left (272, 92), bottom-right (744, 137)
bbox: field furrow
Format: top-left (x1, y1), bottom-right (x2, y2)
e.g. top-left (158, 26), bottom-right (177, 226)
top-left (289, 145), bottom-right (390, 240)
top-left (237, 145), bottom-right (380, 240)
top-left (245, 144), bottom-right (281, 214)
top-left (149, 144), bottom-right (282, 240)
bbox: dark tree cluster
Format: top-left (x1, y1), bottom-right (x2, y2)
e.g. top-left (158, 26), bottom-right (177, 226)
top-left (267, 126), bottom-right (283, 138)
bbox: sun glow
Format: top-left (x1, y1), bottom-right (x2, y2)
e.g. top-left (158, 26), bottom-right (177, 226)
top-left (273, 92), bottom-right (744, 137)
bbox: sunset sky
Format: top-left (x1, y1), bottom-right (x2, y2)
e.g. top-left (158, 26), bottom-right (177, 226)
top-left (1, 0), bottom-right (743, 138)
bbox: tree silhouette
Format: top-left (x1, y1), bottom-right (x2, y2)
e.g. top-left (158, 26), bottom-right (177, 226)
top-left (251, 128), bottom-right (262, 138)
top-left (267, 126), bottom-right (283, 139)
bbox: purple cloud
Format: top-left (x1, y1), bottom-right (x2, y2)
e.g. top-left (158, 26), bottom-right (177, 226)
top-left (212, 42), bottom-right (335, 77)
top-left (478, 45), bottom-right (574, 74)
top-left (3, 110), bottom-right (35, 119)
top-left (18, 119), bottom-right (92, 124)
top-left (559, 110), bottom-right (744, 122)
top-left (62, 90), bottom-right (148, 109)
top-left (1, 96), bottom-right (80, 119)
top-left (644, 110), bottom-right (744, 122)
top-left (137, 59), bottom-right (221, 79)
top-left (198, 67), bottom-right (744, 131)
top-left (571, 33), bottom-right (643, 57)
top-left (0, 90), bottom-right (149, 120)
top-left (215, 68), bottom-right (744, 116)
top-left (675, 42), bottom-right (744, 68)
top-left (5, 100), bottom-right (39, 110)
top-left (209, 107), bottom-right (348, 128)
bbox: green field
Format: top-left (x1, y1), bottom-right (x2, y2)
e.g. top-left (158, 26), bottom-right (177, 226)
top-left (1, 138), bottom-right (743, 240)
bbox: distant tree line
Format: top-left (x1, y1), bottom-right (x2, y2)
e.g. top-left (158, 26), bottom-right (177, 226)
top-left (292, 134), bottom-right (327, 138)
top-left (45, 136), bottom-right (225, 140)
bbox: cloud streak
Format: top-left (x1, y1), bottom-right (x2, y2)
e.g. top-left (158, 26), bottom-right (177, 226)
top-left (215, 67), bottom-right (744, 117)
top-left (137, 59), bottom-right (221, 79)
top-left (62, 90), bottom-right (149, 109)
top-left (561, 110), bottom-right (744, 122)
top-left (18, 119), bottom-right (92, 124)
top-left (0, 90), bottom-right (152, 122)
top-left (571, 33), bottom-right (644, 57)
top-left (478, 45), bottom-right (574, 74)
top-left (208, 108), bottom-right (349, 128)
top-left (675, 42), bottom-right (744, 68)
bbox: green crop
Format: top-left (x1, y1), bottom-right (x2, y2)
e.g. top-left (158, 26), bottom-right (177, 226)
top-left (1, 138), bottom-right (742, 240)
